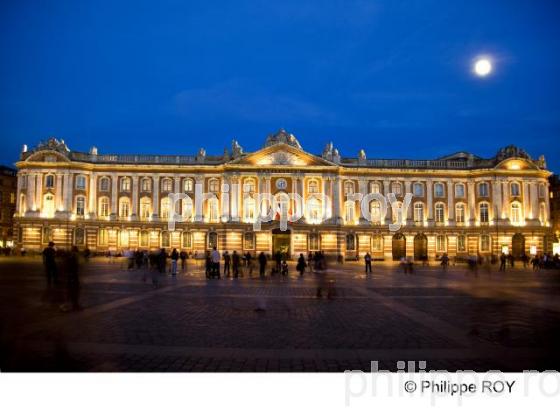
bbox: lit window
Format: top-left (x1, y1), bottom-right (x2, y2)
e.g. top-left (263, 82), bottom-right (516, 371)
top-left (75, 175), bottom-right (86, 190)
top-left (455, 203), bottom-right (465, 223)
top-left (161, 231), bottom-right (170, 247)
top-left (140, 231), bottom-right (149, 247)
top-left (243, 179), bottom-right (255, 193)
top-left (42, 194), bottom-right (55, 218)
top-left (141, 178), bottom-right (151, 192)
top-left (435, 203), bottom-right (445, 223)
top-left (510, 182), bottom-right (520, 197)
top-left (160, 197), bottom-right (171, 219)
top-left (244, 232), bottom-right (255, 250)
top-left (182, 197), bottom-right (193, 220)
top-left (344, 181), bottom-right (354, 196)
top-left (413, 202), bottom-right (424, 223)
top-left (372, 235), bottom-right (383, 251)
top-left (480, 235), bottom-right (491, 252)
top-left (99, 177), bottom-right (110, 192)
top-left (76, 196), bottom-right (85, 216)
top-left (479, 203), bottom-right (489, 223)
top-left (478, 182), bottom-right (489, 197)
top-left (370, 200), bottom-right (381, 224)
top-left (308, 180), bottom-right (319, 194)
top-left (98, 229), bottom-right (108, 246)
top-left (119, 197), bottom-right (130, 218)
top-left (434, 183), bottom-right (444, 197)
top-left (140, 197), bottom-right (151, 220)
top-left (162, 178), bottom-right (173, 192)
top-left (243, 197), bottom-right (255, 222)
top-left (182, 231), bottom-right (193, 248)
top-left (121, 177), bottom-right (131, 191)
top-left (74, 228), bottom-right (85, 246)
top-left (457, 235), bottom-right (466, 252)
top-left (207, 231), bottom-right (218, 249)
top-left (391, 182), bottom-right (402, 196)
top-left (392, 201), bottom-right (403, 223)
top-left (98, 197), bottom-right (110, 217)
top-left (208, 198), bottom-right (219, 222)
top-left (307, 197), bottom-right (322, 223)
top-left (309, 233), bottom-right (320, 251)
top-left (184, 178), bottom-right (194, 192)
top-left (370, 182), bottom-right (380, 194)
top-left (413, 183), bottom-right (424, 197)
top-left (345, 201), bottom-right (355, 223)
top-left (209, 179), bottom-right (219, 193)
top-left (510, 202), bottom-right (521, 224)
top-left (455, 184), bottom-right (465, 198)
top-left (436, 235), bottom-right (446, 252)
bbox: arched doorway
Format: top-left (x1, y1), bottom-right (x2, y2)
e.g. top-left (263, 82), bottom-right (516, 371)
top-left (512, 233), bottom-right (525, 259)
top-left (392, 233), bottom-right (406, 261)
top-left (272, 228), bottom-right (291, 256)
top-left (414, 233), bottom-right (428, 261)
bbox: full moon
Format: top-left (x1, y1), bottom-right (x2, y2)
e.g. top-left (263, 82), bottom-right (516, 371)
top-left (474, 58), bottom-right (492, 77)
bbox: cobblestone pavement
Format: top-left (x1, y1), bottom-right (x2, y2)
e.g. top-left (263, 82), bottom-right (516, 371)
top-left (1, 256), bottom-right (559, 372)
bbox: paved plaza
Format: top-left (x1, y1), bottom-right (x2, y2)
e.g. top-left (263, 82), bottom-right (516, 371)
top-left (1, 256), bottom-right (559, 372)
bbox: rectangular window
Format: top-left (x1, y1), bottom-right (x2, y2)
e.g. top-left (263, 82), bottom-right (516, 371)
top-left (183, 231), bottom-right (193, 249)
top-left (457, 235), bottom-right (466, 252)
top-left (478, 183), bottom-right (489, 197)
top-left (76, 197), bottom-right (85, 216)
top-left (244, 232), bottom-right (255, 250)
top-left (98, 229), bottom-right (108, 246)
top-left (140, 231), bottom-right (149, 247)
top-left (455, 184), bottom-right (465, 198)
top-left (76, 176), bottom-right (86, 190)
top-left (372, 236), bottom-right (383, 251)
top-left (480, 235), bottom-right (490, 252)
top-left (436, 235), bottom-right (446, 252)
top-left (309, 233), bottom-right (320, 251)
top-left (42, 226), bottom-right (51, 244)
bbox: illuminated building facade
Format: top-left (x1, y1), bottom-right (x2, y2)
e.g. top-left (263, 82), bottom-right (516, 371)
top-left (13, 130), bottom-right (554, 259)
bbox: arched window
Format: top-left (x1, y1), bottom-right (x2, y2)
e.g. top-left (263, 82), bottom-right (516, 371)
top-left (243, 197), bottom-right (256, 222)
top-left (99, 177), bottom-right (110, 192)
top-left (510, 202), bottom-right (521, 224)
top-left (75, 175), bottom-right (86, 190)
top-left (207, 231), bottom-right (218, 249)
top-left (140, 197), bottom-right (151, 220)
top-left (455, 203), bottom-right (465, 223)
top-left (243, 178), bottom-right (256, 193)
top-left (160, 197), bottom-right (171, 219)
top-left (182, 197), bottom-right (193, 220)
top-left (120, 177), bottom-right (131, 191)
top-left (307, 180), bottom-right (319, 194)
top-left (76, 196), bottom-right (86, 216)
top-left (74, 227), bottom-right (85, 246)
top-left (208, 179), bottom-right (219, 193)
top-left (184, 178), bottom-right (194, 192)
top-left (208, 197), bottom-right (219, 222)
top-left (413, 182), bottom-right (424, 197)
top-left (45, 174), bottom-right (55, 188)
top-left (161, 178), bottom-right (173, 192)
top-left (455, 183), bottom-right (465, 198)
top-left (510, 182), bottom-right (520, 197)
top-left (307, 197), bottom-right (322, 223)
top-left (391, 182), bottom-right (402, 196)
top-left (344, 201), bottom-right (355, 224)
top-left (434, 182), bottom-right (444, 197)
top-left (478, 182), bottom-right (489, 197)
top-left (42, 193), bottom-right (55, 218)
top-left (98, 197), bottom-right (110, 217)
top-left (346, 233), bottom-right (356, 251)
top-left (370, 200), bottom-right (381, 224)
top-left (370, 182), bottom-right (381, 194)
top-left (435, 203), bottom-right (445, 223)
top-left (479, 202), bottom-right (489, 223)
top-left (119, 197), bottom-right (130, 218)
top-left (344, 181), bottom-right (354, 196)
top-left (141, 178), bottom-right (151, 192)
top-left (413, 202), bottom-right (424, 223)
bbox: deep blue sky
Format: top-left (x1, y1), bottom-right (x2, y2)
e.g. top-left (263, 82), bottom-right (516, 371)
top-left (1, 0), bottom-right (559, 172)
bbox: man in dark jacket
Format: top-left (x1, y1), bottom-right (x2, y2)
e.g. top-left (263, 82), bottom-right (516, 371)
top-left (42, 241), bottom-right (58, 286)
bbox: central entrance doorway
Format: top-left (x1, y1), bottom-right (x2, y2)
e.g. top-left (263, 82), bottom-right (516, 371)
top-left (392, 233), bottom-right (406, 261)
top-left (272, 228), bottom-right (291, 256)
top-left (414, 233), bottom-right (428, 261)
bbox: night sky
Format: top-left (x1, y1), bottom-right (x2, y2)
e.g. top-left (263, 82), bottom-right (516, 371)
top-left (1, 0), bottom-right (559, 172)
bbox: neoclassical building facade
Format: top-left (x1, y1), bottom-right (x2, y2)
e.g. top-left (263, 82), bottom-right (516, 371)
top-left (13, 130), bottom-right (554, 259)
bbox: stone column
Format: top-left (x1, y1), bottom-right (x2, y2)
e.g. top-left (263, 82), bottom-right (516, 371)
top-left (152, 175), bottom-right (160, 220)
top-left (426, 180), bottom-right (434, 225)
top-left (131, 175), bottom-right (139, 220)
top-left (502, 180), bottom-right (510, 221)
top-left (530, 182), bottom-right (539, 223)
top-left (89, 173), bottom-right (97, 218)
top-left (492, 179), bottom-right (502, 222)
top-left (544, 180), bottom-right (551, 223)
top-left (35, 172), bottom-right (43, 212)
top-left (26, 173), bottom-right (35, 213)
top-left (111, 174), bottom-right (118, 218)
top-left (358, 178), bottom-right (367, 224)
top-left (230, 175), bottom-right (239, 222)
top-left (194, 175), bottom-right (204, 222)
top-left (404, 180), bottom-right (412, 223)
top-left (323, 176), bottom-right (332, 220)
top-left (64, 172), bottom-right (73, 214)
top-left (55, 174), bottom-right (64, 212)
top-left (383, 180), bottom-right (391, 224)
top-left (447, 180), bottom-right (455, 225)
top-left (221, 176), bottom-right (230, 222)
top-left (332, 176), bottom-right (341, 223)
top-left (522, 180), bottom-right (530, 223)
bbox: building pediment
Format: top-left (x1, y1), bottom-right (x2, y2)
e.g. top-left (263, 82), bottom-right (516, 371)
top-left (228, 143), bottom-right (336, 167)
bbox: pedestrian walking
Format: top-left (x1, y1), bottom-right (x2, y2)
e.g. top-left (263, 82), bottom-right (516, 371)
top-left (296, 253), bottom-right (306, 276)
top-left (180, 250), bottom-right (187, 272)
top-left (211, 247), bottom-right (221, 278)
top-left (170, 248), bottom-right (179, 276)
top-left (364, 252), bottom-right (372, 273)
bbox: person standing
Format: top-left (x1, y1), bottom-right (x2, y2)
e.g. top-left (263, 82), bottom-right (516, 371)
top-left (42, 241), bottom-right (58, 286)
top-left (364, 252), bottom-right (372, 273)
top-left (170, 248), bottom-right (179, 276)
top-left (258, 252), bottom-right (267, 278)
top-left (307, 252), bottom-right (314, 273)
top-left (223, 251), bottom-right (231, 277)
top-left (232, 251), bottom-right (240, 278)
top-left (211, 247), bottom-right (221, 278)
top-left (499, 253), bottom-right (507, 272)
top-left (440, 253), bottom-right (449, 271)
top-left (180, 250), bottom-right (187, 272)
top-left (296, 253), bottom-right (306, 276)
top-left (245, 252), bottom-right (253, 276)
top-left (158, 248), bottom-right (167, 274)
